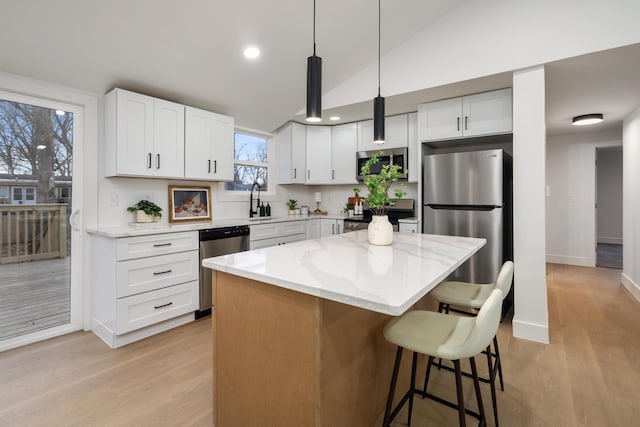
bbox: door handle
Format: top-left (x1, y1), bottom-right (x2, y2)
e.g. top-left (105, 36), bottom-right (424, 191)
top-left (308, 170), bottom-right (310, 179)
top-left (332, 170), bottom-right (335, 180)
top-left (156, 154), bottom-right (160, 169)
top-left (69, 209), bottom-right (80, 231)
top-left (464, 116), bottom-right (468, 130)
top-left (153, 242), bottom-right (172, 247)
top-left (332, 224), bottom-right (335, 234)
top-left (293, 168), bottom-right (297, 179)
top-left (154, 302), bottom-right (173, 309)
top-left (214, 160), bottom-right (217, 173)
top-left (457, 117), bottom-right (460, 131)
top-left (153, 269), bottom-right (173, 276)
top-left (208, 160), bottom-right (211, 173)
top-left (147, 153), bottom-right (152, 169)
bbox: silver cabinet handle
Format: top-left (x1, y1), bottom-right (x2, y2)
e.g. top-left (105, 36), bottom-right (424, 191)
top-left (156, 153), bottom-right (160, 169)
top-left (153, 269), bottom-right (172, 275)
top-left (464, 116), bottom-right (468, 130)
top-left (308, 170), bottom-right (310, 179)
top-left (214, 160), bottom-right (217, 173)
top-left (153, 242), bottom-right (172, 247)
top-left (293, 168), bottom-right (297, 179)
top-left (208, 160), bottom-right (211, 173)
top-left (332, 224), bottom-right (335, 234)
top-left (337, 224), bottom-right (341, 234)
top-left (147, 153), bottom-right (152, 169)
top-left (332, 170), bottom-right (335, 180)
top-left (154, 302), bottom-right (173, 309)
top-left (457, 117), bottom-right (460, 131)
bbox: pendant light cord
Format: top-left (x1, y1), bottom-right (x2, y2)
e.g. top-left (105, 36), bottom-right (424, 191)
top-left (377, 0), bottom-right (381, 97)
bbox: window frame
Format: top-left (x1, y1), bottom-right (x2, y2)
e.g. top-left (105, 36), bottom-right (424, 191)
top-left (217, 127), bottom-right (277, 201)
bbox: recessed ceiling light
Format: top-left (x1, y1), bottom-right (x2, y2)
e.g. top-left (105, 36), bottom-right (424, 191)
top-left (55, 110), bottom-right (65, 116)
top-left (330, 116), bottom-right (340, 121)
top-left (572, 113), bottom-right (604, 126)
top-left (243, 47), bottom-right (260, 59)
top-left (37, 145), bottom-right (46, 150)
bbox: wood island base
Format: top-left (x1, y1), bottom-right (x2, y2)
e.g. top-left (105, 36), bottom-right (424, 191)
top-left (212, 271), bottom-right (428, 427)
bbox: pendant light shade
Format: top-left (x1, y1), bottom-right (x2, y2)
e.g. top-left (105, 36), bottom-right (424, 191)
top-left (306, 54), bottom-right (322, 122)
top-left (306, 0), bottom-right (322, 123)
top-left (373, 0), bottom-right (385, 144)
top-left (374, 95), bottom-right (385, 144)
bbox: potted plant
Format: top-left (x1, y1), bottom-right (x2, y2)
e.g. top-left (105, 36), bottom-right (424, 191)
top-left (360, 152), bottom-right (407, 245)
top-left (287, 199), bottom-right (298, 216)
top-left (127, 200), bottom-right (162, 223)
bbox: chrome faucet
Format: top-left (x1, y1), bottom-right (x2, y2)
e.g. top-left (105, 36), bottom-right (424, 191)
top-left (249, 182), bottom-right (261, 218)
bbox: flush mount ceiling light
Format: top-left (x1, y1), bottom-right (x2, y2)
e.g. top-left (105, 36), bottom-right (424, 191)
top-left (572, 113), bottom-right (604, 126)
top-left (330, 116), bottom-right (340, 121)
top-left (306, 0), bottom-right (322, 123)
top-left (373, 0), bottom-right (385, 144)
top-left (243, 46), bottom-right (260, 59)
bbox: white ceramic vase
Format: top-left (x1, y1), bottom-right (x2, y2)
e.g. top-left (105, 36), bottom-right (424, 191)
top-left (136, 210), bottom-right (154, 223)
top-left (368, 215), bottom-right (393, 246)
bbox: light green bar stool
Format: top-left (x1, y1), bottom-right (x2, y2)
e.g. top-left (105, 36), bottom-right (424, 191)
top-left (429, 261), bottom-right (514, 426)
top-left (382, 289), bottom-right (503, 427)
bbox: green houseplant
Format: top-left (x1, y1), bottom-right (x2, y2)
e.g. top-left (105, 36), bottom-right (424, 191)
top-left (127, 200), bottom-right (162, 223)
top-left (287, 199), bottom-right (298, 215)
top-left (360, 152), bottom-right (407, 245)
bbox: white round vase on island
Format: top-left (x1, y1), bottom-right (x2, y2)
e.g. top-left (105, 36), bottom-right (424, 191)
top-left (368, 215), bottom-right (393, 246)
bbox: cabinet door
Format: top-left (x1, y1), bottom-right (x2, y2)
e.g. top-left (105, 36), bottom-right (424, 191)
top-left (383, 115), bottom-right (408, 149)
top-left (153, 99), bottom-right (185, 178)
top-left (418, 97), bottom-right (463, 142)
top-left (184, 106), bottom-right (211, 179)
top-left (331, 123), bottom-right (358, 184)
top-left (115, 89), bottom-right (155, 176)
top-left (306, 219), bottom-right (321, 239)
top-left (462, 88), bottom-right (512, 137)
top-left (357, 120), bottom-right (375, 151)
top-left (277, 123), bottom-right (294, 184)
top-left (209, 113), bottom-right (234, 181)
top-left (407, 112), bottom-right (419, 183)
top-left (320, 219), bottom-right (337, 236)
top-left (291, 123), bottom-right (307, 184)
top-left (306, 126), bottom-right (332, 184)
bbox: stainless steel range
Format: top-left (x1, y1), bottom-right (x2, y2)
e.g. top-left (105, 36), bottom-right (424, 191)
top-left (343, 199), bottom-right (415, 232)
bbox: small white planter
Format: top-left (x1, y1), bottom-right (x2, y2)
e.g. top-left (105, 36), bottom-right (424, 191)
top-left (368, 215), bottom-right (393, 246)
top-left (136, 210), bottom-right (155, 223)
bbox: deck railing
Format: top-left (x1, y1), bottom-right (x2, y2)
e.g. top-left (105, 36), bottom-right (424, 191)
top-left (0, 204), bottom-right (68, 264)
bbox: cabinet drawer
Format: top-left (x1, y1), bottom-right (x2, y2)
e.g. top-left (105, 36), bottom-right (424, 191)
top-left (250, 221), bottom-right (307, 241)
top-left (249, 233), bottom-right (306, 250)
top-left (116, 251), bottom-right (198, 298)
top-left (116, 280), bottom-right (198, 334)
top-left (116, 231), bottom-right (198, 260)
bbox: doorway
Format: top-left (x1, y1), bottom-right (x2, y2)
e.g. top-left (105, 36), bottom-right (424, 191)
top-left (595, 147), bottom-right (623, 269)
top-left (0, 91), bottom-right (82, 350)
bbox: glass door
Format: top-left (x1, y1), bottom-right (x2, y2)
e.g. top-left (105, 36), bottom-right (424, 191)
top-left (0, 91), bottom-right (82, 350)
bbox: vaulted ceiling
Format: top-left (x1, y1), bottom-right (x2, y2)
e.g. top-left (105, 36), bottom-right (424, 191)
top-left (0, 0), bottom-right (638, 136)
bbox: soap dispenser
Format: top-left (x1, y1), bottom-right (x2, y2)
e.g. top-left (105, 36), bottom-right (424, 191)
top-left (260, 202), bottom-right (266, 217)
top-left (265, 202), bottom-right (271, 217)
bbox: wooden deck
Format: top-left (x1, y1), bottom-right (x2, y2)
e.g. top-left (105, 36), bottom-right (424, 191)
top-left (0, 257), bottom-right (70, 341)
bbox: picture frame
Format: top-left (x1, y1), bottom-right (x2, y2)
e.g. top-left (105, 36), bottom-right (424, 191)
top-left (168, 185), bottom-right (212, 223)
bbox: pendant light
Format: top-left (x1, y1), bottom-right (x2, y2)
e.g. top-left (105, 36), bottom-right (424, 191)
top-left (572, 113), bottom-right (604, 126)
top-left (306, 0), bottom-right (322, 122)
top-left (373, 0), bottom-right (385, 144)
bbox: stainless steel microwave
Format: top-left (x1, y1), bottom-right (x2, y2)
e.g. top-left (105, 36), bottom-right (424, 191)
top-left (356, 147), bottom-right (408, 181)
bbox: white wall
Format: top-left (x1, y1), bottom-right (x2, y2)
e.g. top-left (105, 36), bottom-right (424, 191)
top-left (512, 66), bottom-right (548, 343)
top-left (622, 107), bottom-right (640, 301)
top-left (596, 149), bottom-right (623, 244)
top-left (324, 0), bottom-right (640, 110)
top-left (546, 131), bottom-right (622, 266)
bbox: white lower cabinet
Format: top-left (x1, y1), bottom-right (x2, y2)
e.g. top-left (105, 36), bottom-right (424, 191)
top-left (399, 221), bottom-right (419, 234)
top-left (306, 218), bottom-right (321, 239)
top-left (91, 231), bottom-right (199, 348)
top-left (321, 219), bottom-right (343, 237)
top-left (250, 221), bottom-right (307, 249)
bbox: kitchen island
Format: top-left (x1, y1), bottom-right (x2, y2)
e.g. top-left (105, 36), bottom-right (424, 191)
top-left (203, 230), bottom-right (485, 427)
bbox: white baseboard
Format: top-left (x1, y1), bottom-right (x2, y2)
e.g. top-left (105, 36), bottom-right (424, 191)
top-left (92, 313), bottom-right (195, 348)
top-left (512, 318), bottom-right (549, 344)
top-left (621, 273), bottom-right (640, 302)
top-left (597, 237), bottom-right (623, 245)
top-left (546, 254), bottom-right (593, 267)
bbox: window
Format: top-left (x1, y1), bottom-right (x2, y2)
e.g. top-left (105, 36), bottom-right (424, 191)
top-left (224, 131), bottom-right (269, 192)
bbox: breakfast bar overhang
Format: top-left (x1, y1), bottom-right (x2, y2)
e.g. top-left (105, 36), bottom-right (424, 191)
top-left (203, 230), bottom-right (485, 427)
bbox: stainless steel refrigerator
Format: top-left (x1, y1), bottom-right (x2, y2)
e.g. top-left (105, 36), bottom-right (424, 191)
top-left (423, 149), bottom-right (512, 285)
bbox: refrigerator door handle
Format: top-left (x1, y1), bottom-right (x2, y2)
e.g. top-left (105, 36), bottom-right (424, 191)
top-left (426, 204), bottom-right (501, 211)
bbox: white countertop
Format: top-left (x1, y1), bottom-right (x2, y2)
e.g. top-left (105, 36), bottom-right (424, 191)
top-left (86, 214), bottom-right (344, 238)
top-left (203, 230), bottom-right (485, 316)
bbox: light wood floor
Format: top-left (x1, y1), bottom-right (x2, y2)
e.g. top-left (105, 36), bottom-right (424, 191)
top-left (0, 263), bottom-right (638, 426)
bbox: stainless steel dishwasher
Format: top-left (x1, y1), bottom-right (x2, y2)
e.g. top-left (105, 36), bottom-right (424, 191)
top-left (197, 225), bottom-right (250, 317)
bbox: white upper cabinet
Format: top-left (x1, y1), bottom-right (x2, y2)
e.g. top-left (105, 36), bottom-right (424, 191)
top-left (407, 112), bottom-right (419, 183)
top-left (418, 88), bottom-right (512, 142)
top-left (331, 123), bottom-right (358, 184)
top-left (306, 126), bottom-right (332, 184)
top-left (105, 88), bottom-right (185, 178)
top-left (358, 115), bottom-right (409, 151)
top-left (184, 106), bottom-right (234, 181)
top-left (277, 122), bottom-right (307, 184)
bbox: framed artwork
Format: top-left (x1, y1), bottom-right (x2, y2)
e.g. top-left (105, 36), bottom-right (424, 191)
top-left (168, 185), bottom-right (212, 222)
